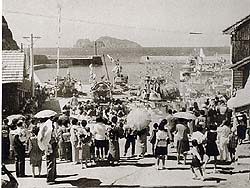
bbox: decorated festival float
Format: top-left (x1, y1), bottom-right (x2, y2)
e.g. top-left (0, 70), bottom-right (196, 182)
top-left (135, 56), bottom-right (181, 112)
top-left (179, 48), bottom-right (231, 105)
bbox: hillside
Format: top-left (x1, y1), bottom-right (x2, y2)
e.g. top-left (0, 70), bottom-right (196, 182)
top-left (2, 16), bottom-right (19, 50)
top-left (74, 36), bottom-right (142, 48)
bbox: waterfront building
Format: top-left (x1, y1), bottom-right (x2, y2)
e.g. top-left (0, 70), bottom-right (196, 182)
top-left (2, 50), bottom-right (31, 116)
top-left (223, 14), bottom-right (250, 89)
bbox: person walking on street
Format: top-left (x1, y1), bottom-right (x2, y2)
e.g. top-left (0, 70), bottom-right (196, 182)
top-left (203, 124), bottom-right (219, 173)
top-left (190, 139), bottom-right (204, 180)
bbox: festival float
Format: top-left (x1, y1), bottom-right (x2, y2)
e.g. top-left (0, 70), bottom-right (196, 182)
top-left (179, 48), bottom-right (231, 100)
top-left (136, 57), bottom-right (181, 112)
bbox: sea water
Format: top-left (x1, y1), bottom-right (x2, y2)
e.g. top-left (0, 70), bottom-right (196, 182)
top-left (35, 56), bottom-right (186, 86)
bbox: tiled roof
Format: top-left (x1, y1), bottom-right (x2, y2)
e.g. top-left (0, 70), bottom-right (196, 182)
top-left (223, 14), bottom-right (250, 34)
top-left (2, 50), bottom-right (25, 83)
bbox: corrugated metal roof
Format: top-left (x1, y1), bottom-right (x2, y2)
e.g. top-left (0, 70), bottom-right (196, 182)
top-left (2, 50), bottom-right (25, 83)
top-left (223, 14), bottom-right (250, 34)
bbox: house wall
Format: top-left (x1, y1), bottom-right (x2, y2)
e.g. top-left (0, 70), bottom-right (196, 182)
top-left (231, 19), bottom-right (250, 88)
top-left (2, 83), bottom-right (19, 115)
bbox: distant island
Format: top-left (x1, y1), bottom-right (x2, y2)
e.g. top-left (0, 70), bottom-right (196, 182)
top-left (74, 36), bottom-right (142, 48)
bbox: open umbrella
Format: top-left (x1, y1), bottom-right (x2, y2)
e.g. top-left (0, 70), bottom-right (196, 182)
top-left (34, 110), bottom-right (57, 118)
top-left (37, 119), bottom-right (53, 151)
top-left (173, 111), bottom-right (196, 120)
top-left (7, 114), bottom-right (25, 123)
top-left (126, 107), bottom-right (151, 131)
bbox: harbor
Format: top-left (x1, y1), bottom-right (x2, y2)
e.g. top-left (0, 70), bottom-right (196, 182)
top-left (2, 1), bottom-right (250, 188)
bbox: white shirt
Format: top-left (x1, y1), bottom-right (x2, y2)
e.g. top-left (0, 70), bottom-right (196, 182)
top-left (156, 130), bottom-right (169, 147)
top-left (191, 131), bottom-right (204, 144)
top-left (93, 123), bottom-right (107, 140)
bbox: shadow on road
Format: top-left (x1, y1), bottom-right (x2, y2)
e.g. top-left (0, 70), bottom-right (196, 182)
top-left (203, 177), bottom-right (227, 183)
top-left (37, 173), bottom-right (78, 178)
top-left (54, 177), bottom-right (102, 187)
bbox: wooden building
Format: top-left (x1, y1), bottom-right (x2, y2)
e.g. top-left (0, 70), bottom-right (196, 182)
top-left (2, 50), bottom-right (31, 116)
top-left (223, 14), bottom-right (250, 89)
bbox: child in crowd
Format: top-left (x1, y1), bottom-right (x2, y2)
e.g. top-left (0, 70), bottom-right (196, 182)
top-left (190, 140), bottom-right (204, 180)
top-left (155, 122), bottom-right (169, 170)
top-left (149, 123), bottom-right (158, 156)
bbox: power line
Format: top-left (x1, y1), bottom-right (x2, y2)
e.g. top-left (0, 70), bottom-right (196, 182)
top-left (3, 9), bottom-right (224, 35)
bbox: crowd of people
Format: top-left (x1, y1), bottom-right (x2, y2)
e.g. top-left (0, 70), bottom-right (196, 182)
top-left (1, 94), bottom-right (250, 184)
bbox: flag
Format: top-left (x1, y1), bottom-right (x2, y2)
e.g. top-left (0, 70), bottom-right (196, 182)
top-left (89, 63), bottom-right (93, 70)
top-left (107, 54), bottom-right (115, 63)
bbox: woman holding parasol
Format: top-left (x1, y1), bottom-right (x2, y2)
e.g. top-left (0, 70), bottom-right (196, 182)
top-left (126, 106), bottom-right (151, 158)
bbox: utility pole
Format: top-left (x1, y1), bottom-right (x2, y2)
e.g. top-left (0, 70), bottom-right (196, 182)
top-left (23, 34), bottom-right (41, 97)
top-left (55, 3), bottom-right (62, 98)
top-left (94, 41), bottom-right (98, 55)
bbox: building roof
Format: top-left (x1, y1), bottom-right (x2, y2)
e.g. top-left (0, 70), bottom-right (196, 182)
top-left (2, 50), bottom-right (25, 83)
top-left (223, 14), bottom-right (250, 35)
top-left (230, 56), bottom-right (250, 70)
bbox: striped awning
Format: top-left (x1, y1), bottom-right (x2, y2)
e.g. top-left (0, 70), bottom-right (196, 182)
top-left (2, 50), bottom-right (25, 83)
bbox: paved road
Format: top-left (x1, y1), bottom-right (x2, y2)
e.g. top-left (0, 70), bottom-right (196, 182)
top-left (3, 141), bottom-right (250, 188)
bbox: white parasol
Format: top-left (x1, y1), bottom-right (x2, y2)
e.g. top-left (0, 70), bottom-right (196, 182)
top-left (7, 114), bottom-right (25, 124)
top-left (125, 107), bottom-right (151, 131)
top-left (173, 111), bottom-right (196, 120)
top-left (37, 119), bottom-right (53, 151)
top-left (34, 110), bottom-right (57, 118)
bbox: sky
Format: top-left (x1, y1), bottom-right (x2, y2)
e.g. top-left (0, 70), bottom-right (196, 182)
top-left (2, 0), bottom-right (250, 48)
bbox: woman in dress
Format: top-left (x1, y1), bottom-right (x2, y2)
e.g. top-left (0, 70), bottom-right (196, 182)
top-left (175, 118), bottom-right (190, 164)
top-left (28, 126), bottom-right (43, 177)
top-left (218, 120), bottom-right (231, 161)
top-left (203, 124), bottom-right (220, 173)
